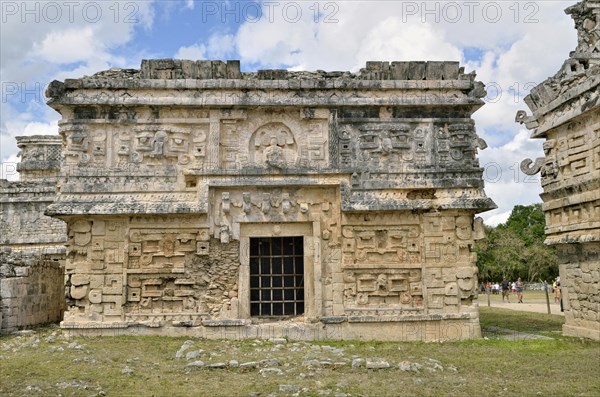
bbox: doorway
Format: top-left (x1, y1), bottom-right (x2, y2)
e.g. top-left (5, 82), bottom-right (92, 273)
top-left (249, 236), bottom-right (304, 317)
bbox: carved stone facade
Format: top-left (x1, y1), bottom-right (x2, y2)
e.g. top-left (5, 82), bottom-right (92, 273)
top-left (44, 59), bottom-right (495, 341)
top-left (520, 0), bottom-right (600, 340)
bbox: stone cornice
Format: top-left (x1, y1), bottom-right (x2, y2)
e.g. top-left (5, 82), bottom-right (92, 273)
top-left (45, 60), bottom-right (486, 111)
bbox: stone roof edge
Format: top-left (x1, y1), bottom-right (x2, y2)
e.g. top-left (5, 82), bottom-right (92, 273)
top-left (15, 135), bottom-right (62, 144)
top-left (529, 74), bottom-right (600, 138)
top-left (85, 59), bottom-right (474, 81)
top-left (56, 78), bottom-right (476, 91)
top-left (45, 59), bottom-right (487, 104)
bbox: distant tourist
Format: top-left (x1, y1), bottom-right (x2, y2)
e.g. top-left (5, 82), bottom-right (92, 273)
top-left (553, 277), bottom-right (561, 303)
top-left (516, 277), bottom-right (524, 303)
top-left (501, 277), bottom-right (511, 302)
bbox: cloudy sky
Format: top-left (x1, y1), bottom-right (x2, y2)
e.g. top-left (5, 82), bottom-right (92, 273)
top-left (0, 0), bottom-right (578, 225)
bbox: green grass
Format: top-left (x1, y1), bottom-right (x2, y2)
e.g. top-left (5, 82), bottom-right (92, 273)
top-left (1, 309), bottom-right (599, 397)
top-left (479, 306), bottom-right (564, 334)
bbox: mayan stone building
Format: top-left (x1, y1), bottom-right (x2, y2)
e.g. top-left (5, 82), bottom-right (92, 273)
top-left (44, 59), bottom-right (495, 341)
top-left (0, 135), bottom-right (66, 334)
top-left (520, 0), bottom-right (599, 340)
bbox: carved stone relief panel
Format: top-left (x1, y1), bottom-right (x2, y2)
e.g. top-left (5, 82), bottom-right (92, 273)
top-left (130, 125), bottom-right (200, 166)
top-left (546, 201), bottom-right (600, 235)
top-left (343, 269), bottom-right (424, 315)
top-left (339, 211), bottom-right (478, 316)
top-left (111, 216), bottom-right (223, 323)
top-left (422, 214), bottom-right (474, 266)
top-left (424, 265), bottom-right (477, 314)
top-left (350, 122), bottom-right (424, 172)
top-left (62, 126), bottom-right (91, 165)
top-left (337, 120), bottom-right (486, 186)
top-left (63, 218), bottom-right (127, 322)
top-left (220, 121), bottom-right (242, 169)
top-left (210, 187), bottom-right (339, 242)
top-left (218, 109), bottom-right (329, 170)
top-left (62, 122), bottom-right (210, 169)
top-left (444, 123), bottom-right (482, 168)
top-left (341, 225), bottom-right (421, 266)
top-left (127, 229), bottom-right (191, 272)
top-left (537, 117), bottom-right (600, 188)
top-left (249, 122), bottom-right (298, 168)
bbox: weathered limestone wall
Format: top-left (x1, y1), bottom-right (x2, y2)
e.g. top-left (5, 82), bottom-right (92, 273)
top-left (559, 244), bottom-right (600, 339)
top-left (520, 0), bottom-right (600, 340)
top-left (0, 135), bottom-right (67, 333)
top-left (45, 59), bottom-right (495, 341)
top-left (0, 249), bottom-right (66, 334)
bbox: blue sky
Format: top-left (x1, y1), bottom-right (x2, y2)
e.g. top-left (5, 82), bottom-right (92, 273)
top-left (0, 0), bottom-right (577, 225)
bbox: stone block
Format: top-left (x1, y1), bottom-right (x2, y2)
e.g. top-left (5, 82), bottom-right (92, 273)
top-left (14, 267), bottom-right (29, 277)
top-left (407, 62), bottom-right (426, 80)
top-left (390, 62), bottom-right (410, 79)
top-left (226, 60), bottom-right (241, 79)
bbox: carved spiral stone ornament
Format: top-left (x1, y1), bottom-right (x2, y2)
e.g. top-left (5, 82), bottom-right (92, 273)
top-left (520, 158), bottom-right (545, 175)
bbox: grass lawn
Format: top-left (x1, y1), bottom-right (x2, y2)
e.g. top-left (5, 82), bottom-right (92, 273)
top-left (1, 308), bottom-right (599, 397)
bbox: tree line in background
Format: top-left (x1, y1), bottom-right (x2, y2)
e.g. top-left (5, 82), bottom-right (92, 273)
top-left (475, 204), bottom-right (558, 283)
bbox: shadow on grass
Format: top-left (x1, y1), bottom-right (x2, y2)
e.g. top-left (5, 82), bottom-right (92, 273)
top-left (479, 306), bottom-right (565, 338)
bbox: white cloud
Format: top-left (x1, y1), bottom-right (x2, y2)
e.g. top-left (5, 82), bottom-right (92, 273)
top-left (175, 44), bottom-right (206, 60)
top-left (174, 33), bottom-right (236, 60)
top-left (353, 18), bottom-right (462, 68)
top-left (478, 130), bottom-right (545, 226)
top-left (484, 210), bottom-right (512, 227)
top-left (33, 27), bottom-right (109, 64)
top-left (206, 34), bottom-right (236, 59)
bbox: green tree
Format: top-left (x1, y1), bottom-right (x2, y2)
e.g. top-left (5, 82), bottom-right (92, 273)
top-left (475, 204), bottom-right (557, 282)
top-left (502, 204), bottom-right (546, 245)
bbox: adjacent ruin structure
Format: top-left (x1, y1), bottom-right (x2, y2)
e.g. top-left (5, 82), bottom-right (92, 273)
top-left (1, 135), bottom-right (66, 250)
top-left (0, 135), bottom-right (66, 334)
top-left (43, 59), bottom-right (495, 340)
top-left (520, 0), bottom-right (600, 340)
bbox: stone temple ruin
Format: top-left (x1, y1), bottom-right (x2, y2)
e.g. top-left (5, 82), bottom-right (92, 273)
top-left (33, 59), bottom-right (496, 341)
top-left (0, 136), bottom-right (66, 334)
top-left (520, 0), bottom-right (600, 340)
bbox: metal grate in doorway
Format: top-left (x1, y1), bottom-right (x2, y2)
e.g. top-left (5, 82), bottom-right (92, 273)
top-left (249, 236), bottom-right (304, 317)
